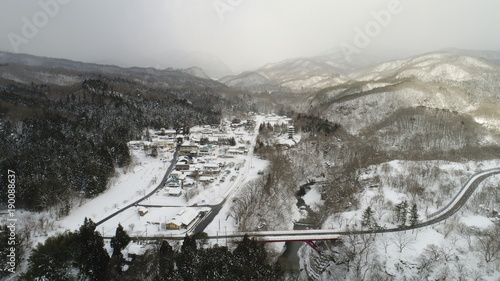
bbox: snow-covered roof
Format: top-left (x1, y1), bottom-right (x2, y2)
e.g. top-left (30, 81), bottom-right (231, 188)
top-left (208, 136), bottom-right (219, 142)
top-left (169, 208), bottom-right (199, 226)
top-left (178, 156), bottom-right (190, 162)
top-left (181, 141), bottom-right (197, 147)
top-left (199, 176), bottom-right (214, 182)
top-left (165, 188), bottom-right (182, 196)
top-left (203, 163), bottom-right (219, 169)
top-left (127, 244), bottom-right (147, 256)
top-left (166, 178), bottom-right (181, 186)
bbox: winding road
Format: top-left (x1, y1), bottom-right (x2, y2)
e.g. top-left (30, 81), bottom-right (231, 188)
top-left (95, 146), bottom-right (180, 226)
top-left (109, 167), bottom-right (500, 241)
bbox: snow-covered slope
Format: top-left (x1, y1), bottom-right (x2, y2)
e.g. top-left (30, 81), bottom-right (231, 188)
top-left (219, 71), bottom-right (280, 92)
top-left (306, 52), bottom-right (500, 134)
top-left (0, 51), bottom-right (227, 89)
top-left (166, 51), bottom-right (233, 79)
top-left (181, 66), bottom-right (211, 80)
top-left (220, 56), bottom-right (351, 93)
top-left (350, 52), bottom-right (498, 82)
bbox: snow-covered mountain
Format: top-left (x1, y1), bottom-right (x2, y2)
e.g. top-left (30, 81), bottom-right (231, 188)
top-left (0, 51), bottom-right (226, 89)
top-left (349, 52), bottom-right (498, 82)
top-left (304, 52), bottom-right (500, 134)
top-left (220, 48), bottom-right (500, 95)
top-left (219, 71), bottom-right (280, 93)
top-left (442, 48), bottom-right (500, 66)
top-left (159, 51), bottom-right (233, 79)
top-left (181, 67), bottom-right (211, 80)
top-left (220, 56), bottom-right (351, 93)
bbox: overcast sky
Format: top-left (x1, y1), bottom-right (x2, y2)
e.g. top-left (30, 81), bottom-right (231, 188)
top-left (1, 0), bottom-right (500, 73)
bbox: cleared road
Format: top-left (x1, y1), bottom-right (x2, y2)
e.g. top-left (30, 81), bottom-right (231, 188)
top-left (108, 168), bottom-right (500, 241)
top-left (95, 146), bottom-right (180, 226)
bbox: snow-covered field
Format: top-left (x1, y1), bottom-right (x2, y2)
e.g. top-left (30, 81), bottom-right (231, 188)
top-left (52, 115), bottom-right (271, 238)
top-left (300, 159), bottom-right (500, 280)
top-left (57, 149), bottom-right (172, 234)
top-left (203, 156), bottom-right (269, 237)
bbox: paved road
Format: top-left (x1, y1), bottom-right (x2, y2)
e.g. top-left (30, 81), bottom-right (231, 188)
top-left (101, 119), bottom-right (262, 237)
top-left (95, 146), bottom-right (180, 226)
top-left (106, 168), bottom-right (500, 241)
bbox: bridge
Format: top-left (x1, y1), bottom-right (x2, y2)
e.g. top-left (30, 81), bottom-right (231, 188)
top-left (104, 168), bottom-right (500, 253)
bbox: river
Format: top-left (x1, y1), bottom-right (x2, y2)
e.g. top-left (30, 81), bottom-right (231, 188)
top-left (278, 182), bottom-right (317, 274)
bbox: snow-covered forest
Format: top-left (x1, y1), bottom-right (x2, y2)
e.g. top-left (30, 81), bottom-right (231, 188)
top-left (1, 50), bottom-right (500, 280)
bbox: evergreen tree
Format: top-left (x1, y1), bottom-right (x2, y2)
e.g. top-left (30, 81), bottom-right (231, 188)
top-left (177, 235), bottom-right (199, 280)
top-left (110, 223), bottom-right (131, 257)
top-left (199, 245), bottom-right (233, 280)
top-left (395, 201), bottom-right (409, 228)
top-left (158, 240), bottom-right (176, 276)
top-left (267, 122), bottom-right (273, 131)
top-left (76, 218), bottom-right (110, 281)
top-left (233, 234), bottom-right (280, 279)
top-left (410, 203), bottom-right (419, 227)
top-left (150, 146), bottom-right (159, 158)
top-left (361, 207), bottom-right (374, 229)
top-left (22, 231), bottom-right (79, 281)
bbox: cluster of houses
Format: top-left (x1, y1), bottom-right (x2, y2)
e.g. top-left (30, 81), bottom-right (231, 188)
top-left (163, 139), bottom-right (246, 199)
top-left (137, 206), bottom-right (206, 231)
top-left (128, 119), bottom-right (257, 233)
top-left (127, 118), bottom-right (254, 153)
top-left (127, 129), bottom-right (179, 151)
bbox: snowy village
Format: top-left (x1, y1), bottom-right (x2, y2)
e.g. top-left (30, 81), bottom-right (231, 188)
top-left (57, 114), bottom-right (297, 245)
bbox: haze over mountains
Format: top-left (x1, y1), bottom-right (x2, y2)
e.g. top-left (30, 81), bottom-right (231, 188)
top-left (0, 51), bottom-right (225, 89)
top-left (2, 47), bottom-right (500, 280)
top-left (306, 52), bottom-right (500, 136)
top-left (218, 49), bottom-right (500, 97)
top-left (3, 47), bottom-right (500, 125)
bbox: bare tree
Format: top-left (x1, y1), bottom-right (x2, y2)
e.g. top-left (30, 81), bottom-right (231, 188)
top-left (423, 244), bottom-right (441, 261)
top-left (457, 223), bottom-right (474, 250)
top-left (342, 232), bottom-right (377, 281)
top-left (474, 223), bottom-right (500, 263)
top-left (380, 236), bottom-right (391, 254)
top-left (390, 231), bottom-right (414, 253)
top-left (228, 178), bottom-right (263, 230)
top-left (440, 244), bottom-right (457, 262)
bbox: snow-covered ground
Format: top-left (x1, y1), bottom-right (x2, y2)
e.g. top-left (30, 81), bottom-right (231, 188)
top-left (57, 149), bottom-right (172, 232)
top-left (301, 159), bottom-right (500, 280)
top-left (203, 156), bottom-right (269, 238)
top-left (52, 114), bottom-right (271, 238)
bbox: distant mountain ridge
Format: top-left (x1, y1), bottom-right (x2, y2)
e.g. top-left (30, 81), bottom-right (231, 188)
top-left (301, 51), bottom-right (500, 135)
top-left (167, 51), bottom-right (233, 79)
top-left (220, 56), bottom-right (352, 93)
top-left (0, 51), bottom-right (225, 89)
top-left (181, 67), bottom-right (211, 80)
top-left (219, 49), bottom-right (500, 94)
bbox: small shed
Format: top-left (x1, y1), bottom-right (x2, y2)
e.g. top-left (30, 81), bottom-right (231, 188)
top-left (138, 207), bottom-right (149, 216)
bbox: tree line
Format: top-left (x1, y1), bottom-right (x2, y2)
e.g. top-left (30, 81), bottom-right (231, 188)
top-left (19, 218), bottom-right (283, 281)
top-left (0, 78), bottom-right (223, 212)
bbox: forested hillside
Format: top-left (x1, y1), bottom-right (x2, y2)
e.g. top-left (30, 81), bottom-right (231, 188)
top-left (0, 60), bottom-right (255, 213)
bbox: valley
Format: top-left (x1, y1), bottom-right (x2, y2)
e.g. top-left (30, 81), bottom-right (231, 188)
top-left (1, 49), bottom-right (500, 280)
